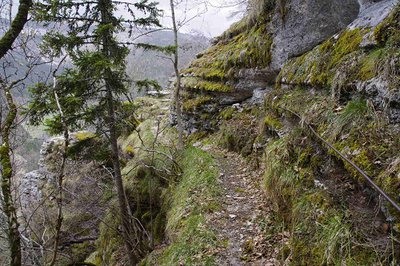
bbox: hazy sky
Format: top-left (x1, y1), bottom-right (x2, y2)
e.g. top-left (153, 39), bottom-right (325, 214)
top-left (145, 0), bottom-right (242, 37)
top-left (5, 0), bottom-right (242, 38)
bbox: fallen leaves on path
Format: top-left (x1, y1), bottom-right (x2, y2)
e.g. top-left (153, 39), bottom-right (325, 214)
top-left (202, 146), bottom-right (289, 265)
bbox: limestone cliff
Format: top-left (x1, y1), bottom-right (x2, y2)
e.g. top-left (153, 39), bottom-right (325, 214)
top-left (179, 0), bottom-right (399, 132)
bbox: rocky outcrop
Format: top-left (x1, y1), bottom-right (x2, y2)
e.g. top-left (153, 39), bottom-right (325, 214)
top-left (279, 2), bottom-right (400, 122)
top-left (357, 78), bottom-right (400, 123)
top-left (20, 132), bottom-right (106, 207)
top-left (351, 0), bottom-right (397, 29)
top-left (269, 0), bottom-right (360, 70)
top-left (20, 132), bottom-right (111, 265)
top-left (177, 0), bottom-right (399, 132)
top-left (20, 136), bottom-right (64, 211)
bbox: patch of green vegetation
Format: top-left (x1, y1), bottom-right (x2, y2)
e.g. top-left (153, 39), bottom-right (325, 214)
top-left (117, 101), bottom-right (141, 136)
top-left (357, 48), bottom-right (383, 81)
top-left (374, 5), bottom-right (400, 46)
top-left (73, 131), bottom-right (97, 141)
top-left (279, 28), bottom-right (368, 88)
top-left (218, 109), bottom-right (261, 157)
top-left (263, 127), bottom-right (390, 264)
top-left (124, 144), bottom-right (135, 156)
top-left (94, 96), bottom-right (179, 264)
top-left (182, 95), bottom-right (212, 111)
top-left (261, 87), bottom-right (399, 263)
top-left (95, 205), bottom-right (125, 265)
top-left (189, 24), bottom-right (273, 77)
top-left (180, 8), bottom-right (274, 101)
top-left (143, 146), bottom-right (221, 265)
top-left (181, 77), bottom-right (233, 92)
top-left (373, 6), bottom-right (400, 89)
top-left (327, 98), bottom-right (369, 140)
top-left (290, 192), bottom-right (355, 265)
top-left (330, 29), bottom-right (365, 68)
top-left (218, 106), bottom-right (236, 120)
top-left (264, 114), bottom-right (283, 130)
top-left (178, 1), bottom-right (276, 117)
top-left (279, 6), bottom-right (400, 92)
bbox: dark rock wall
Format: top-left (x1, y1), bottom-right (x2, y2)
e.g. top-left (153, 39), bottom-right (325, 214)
top-left (269, 0), bottom-right (360, 70)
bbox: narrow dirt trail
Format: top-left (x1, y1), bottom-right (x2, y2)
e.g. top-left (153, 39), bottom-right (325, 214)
top-left (203, 146), bottom-right (284, 266)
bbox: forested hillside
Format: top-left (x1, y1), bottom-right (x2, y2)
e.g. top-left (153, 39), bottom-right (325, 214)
top-left (0, 0), bottom-right (399, 265)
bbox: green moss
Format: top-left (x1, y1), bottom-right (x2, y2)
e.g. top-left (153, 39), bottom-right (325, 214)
top-left (218, 110), bottom-right (260, 156)
top-left (289, 190), bottom-right (349, 264)
top-left (279, 6), bottom-right (400, 91)
top-left (124, 145), bottom-right (135, 156)
top-left (329, 29), bottom-right (365, 68)
top-left (264, 114), bottom-right (283, 130)
top-left (357, 48), bottom-right (383, 81)
top-left (181, 77), bottom-right (233, 92)
top-left (218, 107), bottom-right (235, 120)
top-left (262, 129), bottom-right (390, 265)
top-left (182, 14), bottom-right (273, 87)
top-left (74, 131), bottom-right (96, 141)
top-left (94, 96), bottom-right (180, 264)
top-left (374, 5), bottom-right (400, 46)
top-left (279, 29), bottom-right (369, 87)
top-left (262, 88), bottom-right (399, 264)
top-left (182, 95), bottom-right (212, 111)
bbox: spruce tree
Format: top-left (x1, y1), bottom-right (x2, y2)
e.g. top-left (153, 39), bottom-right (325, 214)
top-left (30, 0), bottom-right (160, 264)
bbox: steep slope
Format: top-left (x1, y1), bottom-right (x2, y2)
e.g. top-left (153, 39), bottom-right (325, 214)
top-left (15, 1), bottom-right (400, 264)
top-left (174, 0), bottom-right (400, 264)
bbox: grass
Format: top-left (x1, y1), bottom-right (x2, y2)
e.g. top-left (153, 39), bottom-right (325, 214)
top-left (142, 146), bottom-right (221, 265)
top-left (261, 87), bottom-right (399, 264)
top-left (327, 98), bottom-right (369, 140)
top-left (181, 77), bottom-right (233, 92)
top-left (262, 130), bottom-right (383, 265)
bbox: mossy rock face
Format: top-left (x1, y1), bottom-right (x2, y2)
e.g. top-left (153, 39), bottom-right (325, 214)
top-left (278, 6), bottom-right (400, 122)
top-left (278, 28), bottom-right (368, 88)
top-left (182, 14), bottom-right (274, 84)
top-left (270, 0), bottom-right (360, 69)
top-left (178, 5), bottom-right (276, 133)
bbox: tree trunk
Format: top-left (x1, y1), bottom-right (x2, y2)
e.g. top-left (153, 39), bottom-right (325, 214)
top-left (170, 0), bottom-right (183, 148)
top-left (49, 88), bottom-right (69, 266)
top-left (0, 84), bottom-right (22, 266)
top-left (99, 0), bottom-right (142, 264)
top-left (105, 85), bottom-right (140, 265)
top-left (0, 0), bottom-right (32, 264)
top-left (0, 0), bottom-right (32, 58)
